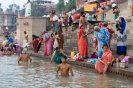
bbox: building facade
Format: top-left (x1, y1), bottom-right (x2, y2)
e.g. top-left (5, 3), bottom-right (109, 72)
top-left (0, 12), bottom-right (17, 34)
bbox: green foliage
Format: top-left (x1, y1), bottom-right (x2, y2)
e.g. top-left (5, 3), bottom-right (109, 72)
top-left (6, 4), bottom-right (20, 13)
top-left (0, 8), bottom-right (3, 12)
top-left (56, 0), bottom-right (76, 13)
top-left (31, 1), bottom-right (46, 17)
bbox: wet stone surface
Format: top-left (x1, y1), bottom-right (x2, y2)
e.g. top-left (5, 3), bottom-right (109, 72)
top-left (0, 55), bottom-right (133, 88)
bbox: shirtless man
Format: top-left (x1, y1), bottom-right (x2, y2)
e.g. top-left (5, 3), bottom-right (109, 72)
top-left (56, 56), bottom-right (74, 76)
top-left (63, 12), bottom-right (68, 31)
top-left (79, 12), bottom-right (86, 28)
top-left (18, 50), bottom-right (32, 64)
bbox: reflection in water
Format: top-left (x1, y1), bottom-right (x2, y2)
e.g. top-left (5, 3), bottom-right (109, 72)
top-left (0, 56), bottom-right (133, 88)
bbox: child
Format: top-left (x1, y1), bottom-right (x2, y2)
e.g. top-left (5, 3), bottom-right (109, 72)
top-left (56, 56), bottom-right (74, 76)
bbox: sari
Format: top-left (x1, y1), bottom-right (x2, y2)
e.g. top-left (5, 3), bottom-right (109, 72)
top-left (43, 33), bottom-right (52, 56)
top-left (94, 28), bottom-right (109, 58)
top-left (78, 29), bottom-right (88, 57)
top-left (57, 32), bottom-right (64, 49)
top-left (116, 17), bottom-right (127, 55)
top-left (95, 50), bottom-right (113, 74)
top-left (33, 39), bottom-right (39, 53)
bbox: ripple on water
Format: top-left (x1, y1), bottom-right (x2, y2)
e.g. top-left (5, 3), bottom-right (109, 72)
top-left (0, 56), bottom-right (133, 88)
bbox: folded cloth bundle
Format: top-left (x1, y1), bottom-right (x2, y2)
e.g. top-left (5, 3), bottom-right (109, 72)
top-left (121, 56), bottom-right (130, 63)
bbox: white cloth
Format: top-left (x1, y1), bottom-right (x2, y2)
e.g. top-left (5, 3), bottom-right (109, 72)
top-left (112, 3), bottom-right (117, 8)
top-left (53, 15), bottom-right (58, 21)
top-left (25, 2), bottom-right (31, 17)
top-left (53, 35), bottom-right (59, 48)
top-left (2, 40), bottom-right (8, 45)
top-left (111, 0), bottom-right (114, 3)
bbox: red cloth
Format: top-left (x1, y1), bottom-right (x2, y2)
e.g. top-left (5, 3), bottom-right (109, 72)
top-left (33, 39), bottom-right (39, 53)
top-left (73, 14), bottom-right (81, 22)
top-left (78, 29), bottom-right (88, 57)
top-left (95, 50), bottom-right (113, 74)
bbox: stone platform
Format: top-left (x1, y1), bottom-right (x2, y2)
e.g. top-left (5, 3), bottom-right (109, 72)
top-left (29, 51), bottom-right (133, 78)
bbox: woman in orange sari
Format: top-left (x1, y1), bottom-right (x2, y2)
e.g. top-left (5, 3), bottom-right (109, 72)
top-left (78, 25), bottom-right (90, 59)
top-left (95, 44), bottom-right (114, 74)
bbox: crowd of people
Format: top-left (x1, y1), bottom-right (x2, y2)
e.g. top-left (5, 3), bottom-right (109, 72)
top-left (0, 1), bottom-right (128, 76)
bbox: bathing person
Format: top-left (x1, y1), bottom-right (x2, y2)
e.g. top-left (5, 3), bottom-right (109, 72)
top-left (56, 56), bottom-right (74, 76)
top-left (50, 47), bottom-right (67, 64)
top-left (18, 50), bottom-right (32, 64)
top-left (6, 48), bottom-right (12, 56)
top-left (95, 44), bottom-right (114, 74)
top-left (94, 26), bottom-right (109, 59)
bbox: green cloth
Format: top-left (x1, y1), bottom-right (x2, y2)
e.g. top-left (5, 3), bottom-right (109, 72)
top-left (101, 14), bottom-right (104, 21)
top-left (114, 14), bottom-right (119, 20)
top-left (54, 50), bottom-right (63, 63)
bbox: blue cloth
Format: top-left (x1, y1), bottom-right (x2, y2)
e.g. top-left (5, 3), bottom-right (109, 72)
top-left (8, 37), bottom-right (14, 43)
top-left (45, 33), bottom-right (50, 39)
top-left (94, 28), bottom-right (109, 58)
top-left (116, 17), bottom-right (127, 55)
top-left (53, 20), bottom-right (58, 32)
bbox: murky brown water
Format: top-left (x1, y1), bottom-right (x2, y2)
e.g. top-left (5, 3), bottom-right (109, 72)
top-left (0, 55), bottom-right (133, 88)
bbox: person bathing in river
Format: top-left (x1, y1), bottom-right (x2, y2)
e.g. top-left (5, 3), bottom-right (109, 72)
top-left (18, 50), bottom-right (32, 64)
top-left (56, 56), bottom-right (74, 76)
top-left (95, 44), bottom-right (114, 74)
top-left (50, 47), bottom-right (67, 64)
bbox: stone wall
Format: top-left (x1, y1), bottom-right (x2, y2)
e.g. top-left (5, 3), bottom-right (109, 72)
top-left (15, 17), bottom-right (50, 45)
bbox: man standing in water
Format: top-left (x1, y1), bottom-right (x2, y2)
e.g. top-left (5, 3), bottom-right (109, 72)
top-left (56, 56), bottom-right (74, 76)
top-left (63, 12), bottom-right (68, 31)
top-left (18, 50), bottom-right (32, 64)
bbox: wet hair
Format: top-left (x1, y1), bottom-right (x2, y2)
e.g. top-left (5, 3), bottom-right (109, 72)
top-left (5, 35), bottom-right (8, 38)
top-left (81, 12), bottom-right (85, 16)
top-left (52, 12), bottom-right (55, 14)
top-left (80, 25), bottom-right (83, 29)
top-left (102, 44), bottom-right (108, 48)
top-left (1, 47), bottom-right (3, 52)
top-left (55, 47), bottom-right (60, 50)
top-left (62, 55), bottom-right (67, 60)
top-left (7, 48), bottom-right (11, 51)
top-left (24, 31), bottom-right (27, 34)
top-left (51, 33), bottom-right (54, 36)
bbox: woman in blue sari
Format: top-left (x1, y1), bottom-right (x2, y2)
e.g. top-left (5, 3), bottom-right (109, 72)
top-left (116, 17), bottom-right (127, 61)
top-left (94, 26), bottom-right (109, 59)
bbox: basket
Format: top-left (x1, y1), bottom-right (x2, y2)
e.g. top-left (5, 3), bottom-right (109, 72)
top-left (119, 62), bottom-right (128, 68)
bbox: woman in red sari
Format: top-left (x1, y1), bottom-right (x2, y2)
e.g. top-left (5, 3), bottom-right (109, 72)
top-left (78, 25), bottom-right (90, 59)
top-left (32, 38), bottom-right (39, 54)
top-left (95, 44), bottom-right (114, 74)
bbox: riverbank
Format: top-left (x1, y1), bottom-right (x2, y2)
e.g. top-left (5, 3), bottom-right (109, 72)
top-left (29, 51), bottom-right (133, 78)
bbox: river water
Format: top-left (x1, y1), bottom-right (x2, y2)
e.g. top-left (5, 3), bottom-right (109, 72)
top-left (0, 55), bottom-right (133, 88)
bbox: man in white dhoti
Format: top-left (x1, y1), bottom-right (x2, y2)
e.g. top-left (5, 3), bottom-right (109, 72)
top-left (22, 31), bottom-right (29, 51)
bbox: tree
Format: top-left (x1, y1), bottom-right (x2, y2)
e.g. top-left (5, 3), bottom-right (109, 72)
top-left (6, 4), bottom-right (20, 13)
top-left (0, 8), bottom-right (3, 12)
top-left (56, 0), bottom-right (64, 13)
top-left (31, 1), bottom-right (46, 17)
top-left (56, 0), bottom-right (76, 13)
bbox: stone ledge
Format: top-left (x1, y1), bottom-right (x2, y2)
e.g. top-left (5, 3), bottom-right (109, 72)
top-left (30, 53), bottom-right (133, 78)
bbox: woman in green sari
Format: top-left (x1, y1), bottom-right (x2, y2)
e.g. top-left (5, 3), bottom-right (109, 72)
top-left (50, 47), bottom-right (67, 64)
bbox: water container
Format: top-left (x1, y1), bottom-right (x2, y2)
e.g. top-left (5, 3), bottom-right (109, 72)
top-left (71, 52), bottom-right (75, 59)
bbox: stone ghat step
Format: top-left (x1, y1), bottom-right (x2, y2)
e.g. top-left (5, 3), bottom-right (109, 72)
top-left (30, 53), bottom-right (133, 78)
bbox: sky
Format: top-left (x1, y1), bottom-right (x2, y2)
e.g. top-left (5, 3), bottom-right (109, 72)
top-left (0, 0), bottom-right (58, 11)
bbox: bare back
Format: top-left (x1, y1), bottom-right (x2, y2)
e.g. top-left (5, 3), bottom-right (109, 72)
top-left (18, 54), bottom-right (31, 63)
top-left (64, 14), bottom-right (68, 21)
top-left (59, 64), bottom-right (70, 76)
top-left (79, 16), bottom-right (85, 25)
